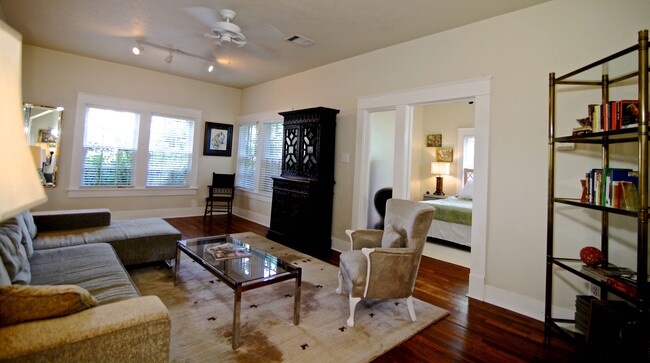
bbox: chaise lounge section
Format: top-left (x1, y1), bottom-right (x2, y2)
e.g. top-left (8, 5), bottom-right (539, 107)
top-left (0, 210), bottom-right (179, 362)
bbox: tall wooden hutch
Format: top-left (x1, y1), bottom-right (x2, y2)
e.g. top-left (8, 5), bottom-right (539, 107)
top-left (267, 107), bottom-right (339, 258)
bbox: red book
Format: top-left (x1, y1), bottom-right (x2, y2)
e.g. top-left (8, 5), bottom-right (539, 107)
top-left (606, 277), bottom-right (637, 297)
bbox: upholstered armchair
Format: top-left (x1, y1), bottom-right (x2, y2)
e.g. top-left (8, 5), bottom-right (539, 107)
top-left (336, 199), bottom-right (435, 326)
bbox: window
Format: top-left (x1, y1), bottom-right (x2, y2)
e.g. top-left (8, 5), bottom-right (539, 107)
top-left (457, 128), bottom-right (475, 186)
top-left (236, 111), bottom-right (285, 197)
top-left (70, 92), bottom-right (201, 197)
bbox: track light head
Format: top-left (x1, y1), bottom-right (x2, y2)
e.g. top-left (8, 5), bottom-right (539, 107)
top-left (165, 52), bottom-right (173, 64)
top-left (132, 42), bottom-right (143, 55)
top-left (207, 63), bottom-right (214, 72)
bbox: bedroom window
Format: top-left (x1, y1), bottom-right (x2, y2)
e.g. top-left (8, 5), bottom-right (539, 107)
top-left (69, 92), bottom-right (202, 197)
top-left (235, 119), bottom-right (284, 196)
top-left (457, 128), bottom-right (475, 186)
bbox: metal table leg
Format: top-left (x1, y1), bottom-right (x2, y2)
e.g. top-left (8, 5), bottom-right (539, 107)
top-left (173, 246), bottom-right (181, 286)
top-left (294, 269), bottom-right (301, 325)
top-left (232, 286), bottom-right (242, 349)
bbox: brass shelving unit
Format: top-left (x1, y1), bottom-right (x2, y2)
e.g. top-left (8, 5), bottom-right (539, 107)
top-left (545, 30), bottom-right (649, 355)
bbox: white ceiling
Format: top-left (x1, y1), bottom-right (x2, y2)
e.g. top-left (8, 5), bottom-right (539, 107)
top-left (0, 0), bottom-right (549, 89)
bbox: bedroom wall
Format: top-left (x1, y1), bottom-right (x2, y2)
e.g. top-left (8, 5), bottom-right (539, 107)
top-left (21, 46), bottom-right (241, 217)
top-left (239, 0), bottom-right (650, 319)
top-left (414, 102), bottom-right (475, 198)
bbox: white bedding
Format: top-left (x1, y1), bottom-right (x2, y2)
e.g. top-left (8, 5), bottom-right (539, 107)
top-left (427, 217), bottom-right (472, 247)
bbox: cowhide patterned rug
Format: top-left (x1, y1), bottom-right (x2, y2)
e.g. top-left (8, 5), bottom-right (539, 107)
top-left (130, 232), bottom-right (448, 363)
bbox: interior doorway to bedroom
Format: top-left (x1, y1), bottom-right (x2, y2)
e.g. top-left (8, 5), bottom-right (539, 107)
top-left (352, 76), bottom-right (491, 301)
top-left (411, 101), bottom-right (474, 268)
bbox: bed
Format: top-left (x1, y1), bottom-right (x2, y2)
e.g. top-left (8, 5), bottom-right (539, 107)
top-left (421, 168), bottom-right (474, 248)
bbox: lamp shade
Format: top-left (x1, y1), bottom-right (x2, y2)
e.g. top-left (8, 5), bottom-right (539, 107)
top-left (431, 162), bottom-right (450, 176)
top-left (0, 20), bottom-right (47, 221)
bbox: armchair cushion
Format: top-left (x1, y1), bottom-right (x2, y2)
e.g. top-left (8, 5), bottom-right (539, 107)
top-left (347, 229), bottom-right (383, 250)
top-left (0, 284), bottom-right (97, 327)
top-left (381, 225), bottom-right (405, 248)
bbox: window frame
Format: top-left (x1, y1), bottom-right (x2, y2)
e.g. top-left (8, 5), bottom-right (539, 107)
top-left (236, 110), bottom-right (286, 202)
top-left (69, 92), bottom-right (202, 198)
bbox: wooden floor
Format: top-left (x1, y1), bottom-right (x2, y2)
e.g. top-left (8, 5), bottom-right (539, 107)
top-left (165, 215), bottom-right (578, 362)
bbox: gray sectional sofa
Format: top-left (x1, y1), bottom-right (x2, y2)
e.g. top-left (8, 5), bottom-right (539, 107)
top-left (0, 209), bottom-right (181, 362)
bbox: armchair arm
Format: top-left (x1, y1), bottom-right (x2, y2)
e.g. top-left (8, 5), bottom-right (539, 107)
top-left (31, 209), bottom-right (111, 232)
top-left (361, 247), bottom-right (418, 299)
top-left (0, 296), bottom-right (170, 362)
top-left (345, 229), bottom-right (383, 250)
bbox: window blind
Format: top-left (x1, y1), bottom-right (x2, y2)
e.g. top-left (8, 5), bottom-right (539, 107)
top-left (236, 124), bottom-right (257, 189)
top-left (146, 115), bottom-right (195, 187)
top-left (81, 107), bottom-right (139, 186)
top-left (259, 122), bottom-right (283, 193)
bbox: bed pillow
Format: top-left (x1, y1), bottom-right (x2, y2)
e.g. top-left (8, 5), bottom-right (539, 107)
top-left (459, 180), bottom-right (474, 200)
top-left (0, 284), bottom-right (97, 327)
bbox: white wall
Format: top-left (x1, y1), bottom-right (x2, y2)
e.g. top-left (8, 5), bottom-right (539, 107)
top-left (22, 46), bottom-right (241, 217)
top-left (367, 110), bottom-right (395, 228)
top-left (239, 0), bottom-right (650, 318)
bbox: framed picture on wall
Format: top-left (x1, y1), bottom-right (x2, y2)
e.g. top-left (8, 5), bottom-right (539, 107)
top-left (436, 147), bottom-right (453, 162)
top-left (203, 122), bottom-right (233, 156)
top-left (426, 134), bottom-right (442, 147)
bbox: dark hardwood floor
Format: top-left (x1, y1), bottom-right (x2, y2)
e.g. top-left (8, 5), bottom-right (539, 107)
top-left (164, 215), bottom-right (578, 362)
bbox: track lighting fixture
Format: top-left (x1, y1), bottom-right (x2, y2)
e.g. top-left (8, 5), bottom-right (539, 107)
top-left (132, 39), bottom-right (217, 73)
top-left (132, 44), bottom-right (143, 55)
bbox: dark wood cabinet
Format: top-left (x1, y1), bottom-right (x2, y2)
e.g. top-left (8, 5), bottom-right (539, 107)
top-left (267, 107), bottom-right (339, 258)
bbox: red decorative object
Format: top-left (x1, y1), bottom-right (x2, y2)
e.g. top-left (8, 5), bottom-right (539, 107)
top-left (580, 246), bottom-right (604, 266)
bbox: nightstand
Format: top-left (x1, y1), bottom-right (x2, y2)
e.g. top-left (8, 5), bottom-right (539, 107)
top-left (423, 194), bottom-right (449, 201)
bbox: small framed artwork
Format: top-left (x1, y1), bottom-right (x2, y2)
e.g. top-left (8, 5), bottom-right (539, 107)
top-left (436, 147), bottom-right (453, 162)
top-left (426, 134), bottom-right (442, 147)
top-left (39, 129), bottom-right (57, 144)
top-left (203, 122), bottom-right (233, 156)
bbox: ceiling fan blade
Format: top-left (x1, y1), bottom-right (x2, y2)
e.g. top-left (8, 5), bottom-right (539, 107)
top-left (185, 6), bottom-right (219, 28)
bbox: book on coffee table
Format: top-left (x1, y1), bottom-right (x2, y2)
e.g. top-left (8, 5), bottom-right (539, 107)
top-left (206, 243), bottom-right (251, 260)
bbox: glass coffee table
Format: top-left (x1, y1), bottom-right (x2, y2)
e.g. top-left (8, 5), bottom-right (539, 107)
top-left (174, 235), bottom-right (301, 349)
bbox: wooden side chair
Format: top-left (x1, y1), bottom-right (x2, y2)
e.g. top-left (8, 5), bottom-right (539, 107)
top-left (203, 173), bottom-right (235, 223)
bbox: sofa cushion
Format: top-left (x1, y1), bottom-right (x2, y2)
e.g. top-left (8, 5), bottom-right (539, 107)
top-left (30, 243), bottom-right (140, 304)
top-left (31, 209), bottom-right (111, 232)
top-left (0, 220), bottom-right (30, 284)
top-left (15, 212), bottom-right (35, 258)
top-left (0, 284), bottom-right (97, 327)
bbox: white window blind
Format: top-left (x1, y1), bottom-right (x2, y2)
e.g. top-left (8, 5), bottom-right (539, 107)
top-left (463, 135), bottom-right (475, 170)
top-left (147, 115), bottom-right (195, 187)
top-left (236, 124), bottom-right (257, 189)
top-left (81, 107), bottom-right (139, 186)
top-left (259, 122), bottom-right (284, 193)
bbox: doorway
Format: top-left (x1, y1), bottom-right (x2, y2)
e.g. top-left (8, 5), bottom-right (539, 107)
top-left (351, 76), bottom-right (491, 300)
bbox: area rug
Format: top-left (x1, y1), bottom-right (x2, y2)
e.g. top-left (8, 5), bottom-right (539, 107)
top-left (130, 232), bottom-right (449, 363)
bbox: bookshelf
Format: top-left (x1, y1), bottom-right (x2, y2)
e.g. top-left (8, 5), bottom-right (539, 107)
top-left (545, 30), bottom-right (649, 358)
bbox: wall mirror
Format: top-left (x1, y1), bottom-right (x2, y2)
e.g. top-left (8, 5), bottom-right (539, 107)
top-left (23, 103), bottom-right (63, 187)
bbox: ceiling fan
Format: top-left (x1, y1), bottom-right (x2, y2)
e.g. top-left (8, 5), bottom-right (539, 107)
top-left (190, 8), bottom-right (247, 48)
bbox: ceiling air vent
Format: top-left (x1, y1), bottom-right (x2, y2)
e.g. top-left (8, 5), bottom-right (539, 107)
top-left (285, 34), bottom-right (316, 47)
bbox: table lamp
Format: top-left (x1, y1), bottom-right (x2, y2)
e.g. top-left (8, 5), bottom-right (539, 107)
top-left (0, 20), bottom-right (47, 221)
top-left (431, 162), bottom-right (451, 196)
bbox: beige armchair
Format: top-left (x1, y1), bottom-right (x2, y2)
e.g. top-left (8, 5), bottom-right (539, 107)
top-left (336, 199), bottom-right (435, 326)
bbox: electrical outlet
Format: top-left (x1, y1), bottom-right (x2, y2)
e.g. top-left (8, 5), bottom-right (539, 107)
top-left (589, 283), bottom-right (601, 299)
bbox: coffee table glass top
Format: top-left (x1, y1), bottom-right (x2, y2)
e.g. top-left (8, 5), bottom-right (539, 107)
top-left (177, 235), bottom-right (299, 286)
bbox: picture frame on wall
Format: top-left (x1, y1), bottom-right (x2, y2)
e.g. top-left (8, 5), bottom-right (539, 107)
top-left (426, 134), bottom-right (442, 147)
top-left (203, 122), bottom-right (233, 156)
top-left (436, 147), bottom-right (453, 162)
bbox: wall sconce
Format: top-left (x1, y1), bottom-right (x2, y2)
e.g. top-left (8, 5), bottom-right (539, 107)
top-left (431, 162), bottom-right (451, 196)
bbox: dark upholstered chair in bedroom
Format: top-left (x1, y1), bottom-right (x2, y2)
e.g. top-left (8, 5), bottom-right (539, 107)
top-left (336, 199), bottom-right (435, 326)
top-left (203, 173), bottom-right (235, 223)
top-left (373, 187), bottom-right (392, 229)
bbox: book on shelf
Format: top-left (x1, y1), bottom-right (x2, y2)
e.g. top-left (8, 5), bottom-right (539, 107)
top-left (580, 265), bottom-right (636, 282)
top-left (621, 181), bottom-right (639, 211)
top-left (606, 277), bottom-right (637, 297)
top-left (584, 100), bottom-right (639, 132)
top-left (585, 168), bottom-right (637, 208)
top-left (206, 242), bottom-right (251, 260)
